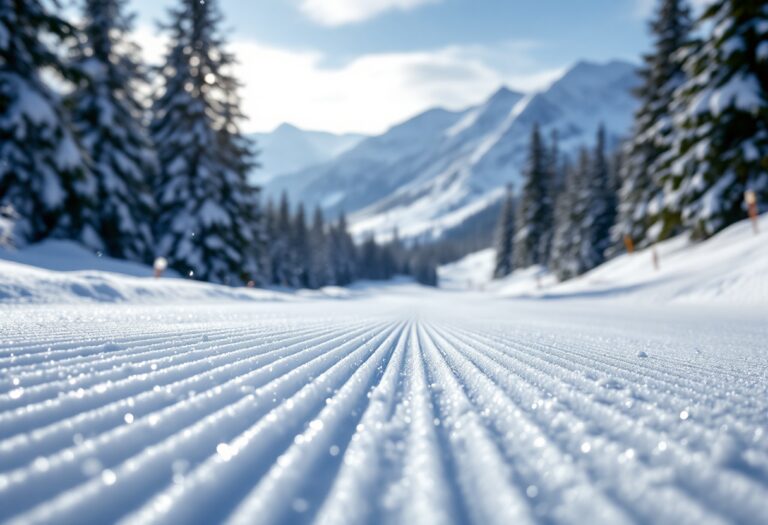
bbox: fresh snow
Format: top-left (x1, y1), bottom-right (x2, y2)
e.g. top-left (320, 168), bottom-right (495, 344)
top-left (1, 289), bottom-right (767, 524)
top-left (437, 248), bottom-right (496, 291)
top-left (0, 241), bottom-right (163, 277)
top-left (1, 216), bottom-right (767, 524)
top-left (441, 212), bottom-right (768, 307)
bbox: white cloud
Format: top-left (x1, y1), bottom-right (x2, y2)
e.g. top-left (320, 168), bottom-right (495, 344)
top-left (232, 41), bottom-right (564, 134)
top-left (299, 0), bottom-right (441, 26)
top-left (135, 26), bottom-right (564, 135)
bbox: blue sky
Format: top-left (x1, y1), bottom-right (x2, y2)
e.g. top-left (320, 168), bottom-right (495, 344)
top-left (129, 0), bottom-right (685, 134)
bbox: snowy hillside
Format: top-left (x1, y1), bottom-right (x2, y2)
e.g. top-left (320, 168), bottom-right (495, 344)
top-left (440, 212), bottom-right (768, 307)
top-left (250, 124), bottom-right (365, 185)
top-left (267, 60), bottom-right (638, 241)
top-left (0, 242), bottom-right (293, 304)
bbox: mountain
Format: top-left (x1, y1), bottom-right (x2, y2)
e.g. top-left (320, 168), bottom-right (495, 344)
top-left (265, 60), bottom-right (639, 240)
top-left (250, 124), bottom-right (366, 185)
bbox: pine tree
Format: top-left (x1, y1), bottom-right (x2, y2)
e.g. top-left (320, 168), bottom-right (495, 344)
top-left (264, 198), bottom-right (278, 284)
top-left (272, 192), bottom-right (295, 286)
top-left (492, 184), bottom-right (516, 279)
top-left (216, 45), bottom-right (266, 284)
top-left (309, 207), bottom-right (333, 288)
top-left (540, 129), bottom-right (560, 261)
top-left (0, 0), bottom-right (100, 248)
top-left (70, 0), bottom-right (157, 262)
top-left (615, 0), bottom-right (693, 249)
top-left (606, 145), bottom-right (628, 259)
top-left (550, 145), bottom-right (614, 281)
top-left (291, 204), bottom-right (310, 287)
top-left (329, 212), bottom-right (357, 286)
top-left (550, 155), bottom-right (586, 280)
top-left (0, 203), bottom-right (17, 247)
top-left (412, 254), bottom-right (438, 287)
top-left (663, 0), bottom-right (768, 239)
top-left (359, 235), bottom-right (379, 280)
top-left (151, 0), bottom-right (262, 285)
top-left (514, 124), bottom-right (551, 269)
top-left (580, 126), bottom-right (616, 269)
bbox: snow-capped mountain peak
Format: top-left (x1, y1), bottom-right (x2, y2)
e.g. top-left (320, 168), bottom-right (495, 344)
top-left (264, 59), bottom-right (639, 241)
top-left (250, 124), bottom-right (366, 185)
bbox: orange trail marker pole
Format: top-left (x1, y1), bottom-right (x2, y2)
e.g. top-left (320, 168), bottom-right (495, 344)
top-left (623, 234), bottom-right (635, 254)
top-left (745, 190), bottom-right (759, 234)
top-left (153, 257), bottom-right (168, 279)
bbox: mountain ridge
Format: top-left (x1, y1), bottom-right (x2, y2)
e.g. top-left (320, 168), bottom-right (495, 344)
top-left (265, 59), bottom-right (640, 241)
top-left (249, 124), bottom-right (366, 185)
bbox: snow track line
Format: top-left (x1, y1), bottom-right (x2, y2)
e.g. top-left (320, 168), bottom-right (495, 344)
top-left (311, 322), bottom-right (410, 525)
top-left (224, 322), bottom-right (408, 525)
top-left (416, 323), bottom-right (538, 525)
top-left (383, 322), bottom-right (459, 525)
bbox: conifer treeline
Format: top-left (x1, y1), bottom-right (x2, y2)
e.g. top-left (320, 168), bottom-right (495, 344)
top-left (494, 125), bottom-right (621, 281)
top-left (264, 194), bottom-right (438, 288)
top-left (0, 0), bottom-right (438, 288)
top-left (495, 0), bottom-right (767, 282)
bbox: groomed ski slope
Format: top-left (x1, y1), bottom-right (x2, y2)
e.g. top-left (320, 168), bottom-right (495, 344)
top-left (1, 291), bottom-right (767, 525)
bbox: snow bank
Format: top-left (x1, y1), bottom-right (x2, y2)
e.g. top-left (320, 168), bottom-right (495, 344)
top-left (0, 241), bottom-right (421, 305)
top-left (0, 257), bottom-right (293, 304)
top-left (539, 212), bottom-right (768, 306)
top-left (440, 212), bottom-right (768, 307)
top-left (0, 240), bottom-right (170, 277)
top-left (437, 248), bottom-right (495, 290)
top-left (0, 240), bottom-right (295, 304)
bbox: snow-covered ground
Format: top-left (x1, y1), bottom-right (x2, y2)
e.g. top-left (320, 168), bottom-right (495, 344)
top-left (1, 291), bottom-right (767, 524)
top-left (440, 212), bottom-right (768, 307)
top-left (1, 215), bottom-right (767, 524)
top-left (0, 241), bottom-right (354, 304)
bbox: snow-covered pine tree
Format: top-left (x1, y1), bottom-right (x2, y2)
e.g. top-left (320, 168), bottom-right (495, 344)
top-left (291, 203), bottom-right (310, 287)
top-left (329, 212), bottom-right (357, 286)
top-left (492, 184), bottom-right (516, 279)
top-left (539, 128), bottom-right (560, 263)
top-left (549, 155), bottom-right (583, 280)
top-left (358, 234), bottom-right (380, 280)
top-left (264, 198), bottom-right (278, 284)
top-left (0, 203), bottom-right (17, 247)
top-left (70, 0), bottom-right (157, 262)
top-left (580, 125), bottom-right (616, 269)
top-left (0, 0), bottom-right (101, 248)
top-left (272, 192), bottom-right (294, 286)
top-left (151, 0), bottom-right (262, 284)
top-left (412, 254), bottom-right (438, 287)
top-left (309, 207), bottom-right (333, 288)
top-left (606, 145), bottom-right (628, 258)
top-left (663, 0), bottom-right (768, 239)
top-left (215, 49), bottom-right (266, 284)
top-left (614, 0), bottom-right (693, 249)
top-left (550, 148), bottom-right (592, 281)
top-left (514, 123), bottom-right (551, 269)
